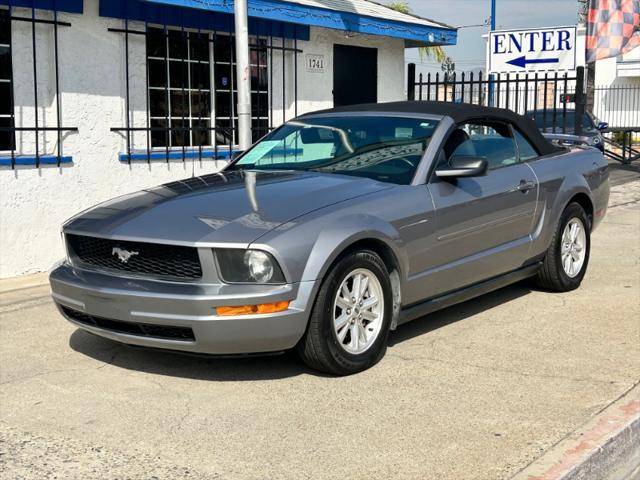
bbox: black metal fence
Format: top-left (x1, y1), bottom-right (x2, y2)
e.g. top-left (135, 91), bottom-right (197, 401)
top-left (407, 64), bottom-right (587, 135)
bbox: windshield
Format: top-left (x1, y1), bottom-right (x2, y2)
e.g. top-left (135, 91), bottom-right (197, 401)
top-left (529, 111), bottom-right (595, 131)
top-left (230, 116), bottom-right (440, 185)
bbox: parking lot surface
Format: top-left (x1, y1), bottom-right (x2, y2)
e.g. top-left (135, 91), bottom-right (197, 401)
top-left (1, 180), bottom-right (639, 480)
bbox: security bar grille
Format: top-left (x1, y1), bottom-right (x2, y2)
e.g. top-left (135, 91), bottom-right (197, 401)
top-left (0, 6), bottom-right (78, 169)
top-left (0, 9), bottom-right (14, 152)
top-left (110, 18), bottom-right (302, 165)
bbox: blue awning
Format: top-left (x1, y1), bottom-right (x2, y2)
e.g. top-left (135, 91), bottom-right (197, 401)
top-left (100, 0), bottom-right (308, 40)
top-left (139, 0), bottom-right (457, 47)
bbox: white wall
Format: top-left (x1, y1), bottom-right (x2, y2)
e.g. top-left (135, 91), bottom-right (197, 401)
top-left (593, 49), bottom-right (640, 127)
top-left (270, 27), bottom-right (406, 126)
top-left (595, 48), bottom-right (640, 84)
top-left (0, 0), bottom-right (406, 278)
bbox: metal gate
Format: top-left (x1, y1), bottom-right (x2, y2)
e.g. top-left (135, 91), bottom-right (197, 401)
top-left (407, 64), bottom-right (639, 164)
top-left (407, 64), bottom-right (587, 135)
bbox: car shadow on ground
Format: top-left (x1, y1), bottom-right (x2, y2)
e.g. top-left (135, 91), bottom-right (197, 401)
top-left (388, 282), bottom-right (532, 347)
top-left (69, 281), bottom-right (533, 381)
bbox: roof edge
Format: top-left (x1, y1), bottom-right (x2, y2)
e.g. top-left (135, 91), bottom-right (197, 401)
top-left (143, 0), bottom-right (457, 45)
top-left (364, 0), bottom-right (456, 30)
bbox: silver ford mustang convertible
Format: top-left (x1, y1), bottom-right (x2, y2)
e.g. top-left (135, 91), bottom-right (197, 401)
top-left (50, 102), bottom-right (610, 375)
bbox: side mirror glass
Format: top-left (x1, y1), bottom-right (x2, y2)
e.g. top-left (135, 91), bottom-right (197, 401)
top-left (436, 155), bottom-right (488, 178)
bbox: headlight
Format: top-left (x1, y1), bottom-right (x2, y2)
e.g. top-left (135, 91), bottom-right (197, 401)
top-left (215, 249), bottom-right (286, 284)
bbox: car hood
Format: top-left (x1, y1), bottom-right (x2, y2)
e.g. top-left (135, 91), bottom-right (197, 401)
top-left (64, 170), bottom-right (392, 245)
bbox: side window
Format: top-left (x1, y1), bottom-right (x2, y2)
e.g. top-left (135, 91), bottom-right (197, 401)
top-left (443, 121), bottom-right (518, 170)
top-left (513, 129), bottom-right (539, 161)
top-left (0, 9), bottom-right (14, 152)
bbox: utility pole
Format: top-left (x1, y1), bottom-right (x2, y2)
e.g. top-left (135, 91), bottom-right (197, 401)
top-left (234, 0), bottom-right (252, 150)
top-left (488, 0), bottom-right (496, 106)
top-left (490, 0), bottom-right (496, 30)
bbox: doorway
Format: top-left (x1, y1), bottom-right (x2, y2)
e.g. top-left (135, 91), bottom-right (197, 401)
top-left (333, 44), bottom-right (378, 107)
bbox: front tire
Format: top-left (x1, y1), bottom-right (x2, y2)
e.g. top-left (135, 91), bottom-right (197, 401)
top-left (536, 202), bottom-right (591, 292)
top-left (297, 250), bottom-right (393, 375)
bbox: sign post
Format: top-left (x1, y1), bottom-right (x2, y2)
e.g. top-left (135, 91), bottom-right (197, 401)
top-left (488, 0), bottom-right (496, 106)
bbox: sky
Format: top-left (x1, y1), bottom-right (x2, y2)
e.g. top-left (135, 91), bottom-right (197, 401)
top-left (404, 0), bottom-right (581, 74)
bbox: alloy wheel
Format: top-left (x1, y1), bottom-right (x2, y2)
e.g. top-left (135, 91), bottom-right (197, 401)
top-left (332, 268), bottom-right (385, 355)
top-left (561, 218), bottom-right (587, 278)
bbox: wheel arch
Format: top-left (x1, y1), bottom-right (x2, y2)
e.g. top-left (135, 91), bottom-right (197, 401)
top-left (335, 238), bottom-right (403, 330)
top-left (300, 224), bottom-right (407, 331)
top-left (567, 192), bottom-right (594, 226)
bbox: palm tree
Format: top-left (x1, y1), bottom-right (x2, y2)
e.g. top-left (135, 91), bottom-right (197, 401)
top-left (387, 1), bottom-right (447, 63)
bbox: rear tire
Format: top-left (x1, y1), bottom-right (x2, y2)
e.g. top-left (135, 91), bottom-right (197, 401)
top-left (536, 202), bottom-right (591, 292)
top-left (297, 250), bottom-right (392, 376)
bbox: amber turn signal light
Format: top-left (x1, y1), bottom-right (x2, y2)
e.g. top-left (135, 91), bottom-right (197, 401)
top-left (216, 301), bottom-right (290, 316)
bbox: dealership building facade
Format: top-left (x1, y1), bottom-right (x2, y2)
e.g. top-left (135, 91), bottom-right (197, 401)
top-left (0, 0), bottom-right (456, 278)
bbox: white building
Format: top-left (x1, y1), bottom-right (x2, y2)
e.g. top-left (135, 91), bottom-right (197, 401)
top-left (0, 0), bottom-right (456, 278)
top-left (593, 47), bottom-right (640, 128)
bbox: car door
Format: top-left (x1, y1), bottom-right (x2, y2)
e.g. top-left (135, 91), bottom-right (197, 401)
top-left (420, 120), bottom-right (539, 298)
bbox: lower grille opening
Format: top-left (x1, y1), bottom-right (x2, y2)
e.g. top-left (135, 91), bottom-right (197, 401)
top-left (61, 306), bottom-right (195, 341)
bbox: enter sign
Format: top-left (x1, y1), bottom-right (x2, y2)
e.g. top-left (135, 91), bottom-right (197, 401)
top-left (489, 26), bottom-right (578, 74)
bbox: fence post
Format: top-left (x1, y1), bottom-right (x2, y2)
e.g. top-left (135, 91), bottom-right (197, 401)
top-left (407, 63), bottom-right (416, 101)
top-left (575, 66), bottom-right (586, 136)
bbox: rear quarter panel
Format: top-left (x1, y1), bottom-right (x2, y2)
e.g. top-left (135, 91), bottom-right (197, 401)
top-left (527, 146), bottom-right (609, 259)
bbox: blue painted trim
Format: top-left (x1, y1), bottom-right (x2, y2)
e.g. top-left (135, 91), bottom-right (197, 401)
top-left (0, 0), bottom-right (82, 14)
top-left (100, 0), bottom-right (309, 40)
top-left (142, 0), bottom-right (457, 45)
top-left (119, 149), bottom-right (237, 162)
top-left (0, 155), bottom-right (73, 166)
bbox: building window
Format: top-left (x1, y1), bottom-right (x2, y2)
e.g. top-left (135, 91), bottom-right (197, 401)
top-left (0, 8), bottom-right (15, 152)
top-left (147, 28), bottom-right (212, 148)
top-left (146, 27), bottom-right (269, 149)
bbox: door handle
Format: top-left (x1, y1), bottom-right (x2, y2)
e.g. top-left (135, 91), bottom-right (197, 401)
top-left (514, 180), bottom-right (535, 193)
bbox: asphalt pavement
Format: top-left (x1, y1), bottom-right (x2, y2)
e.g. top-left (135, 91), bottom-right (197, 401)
top-left (1, 180), bottom-right (639, 480)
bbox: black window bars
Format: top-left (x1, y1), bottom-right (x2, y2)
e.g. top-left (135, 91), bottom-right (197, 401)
top-left (110, 18), bottom-right (302, 166)
top-left (0, 6), bottom-right (78, 169)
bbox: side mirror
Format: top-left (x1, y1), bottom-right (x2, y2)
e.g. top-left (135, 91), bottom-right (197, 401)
top-left (597, 122), bottom-right (609, 131)
top-left (436, 156), bottom-right (488, 178)
top-left (231, 150), bottom-right (245, 161)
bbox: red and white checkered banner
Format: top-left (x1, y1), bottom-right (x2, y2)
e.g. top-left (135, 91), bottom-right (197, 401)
top-left (586, 0), bottom-right (640, 62)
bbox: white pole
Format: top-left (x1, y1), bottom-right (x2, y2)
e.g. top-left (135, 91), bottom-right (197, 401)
top-left (234, 0), bottom-right (252, 150)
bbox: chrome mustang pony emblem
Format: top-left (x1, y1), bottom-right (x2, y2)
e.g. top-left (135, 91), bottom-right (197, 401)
top-left (112, 247), bottom-right (139, 264)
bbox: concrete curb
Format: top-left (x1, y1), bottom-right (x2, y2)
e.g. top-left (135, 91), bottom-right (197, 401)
top-left (0, 271), bottom-right (48, 293)
top-left (511, 383), bottom-right (640, 480)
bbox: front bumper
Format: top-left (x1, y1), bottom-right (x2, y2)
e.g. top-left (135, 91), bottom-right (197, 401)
top-left (50, 261), bottom-right (314, 354)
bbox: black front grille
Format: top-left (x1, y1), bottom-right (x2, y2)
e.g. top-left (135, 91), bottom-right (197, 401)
top-left (61, 306), bottom-right (195, 341)
top-left (66, 234), bottom-right (202, 280)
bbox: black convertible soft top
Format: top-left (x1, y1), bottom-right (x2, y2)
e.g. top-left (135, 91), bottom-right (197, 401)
top-left (303, 101), bottom-right (558, 156)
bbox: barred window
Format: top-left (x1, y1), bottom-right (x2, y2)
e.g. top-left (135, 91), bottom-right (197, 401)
top-left (0, 8), bottom-right (14, 151)
top-left (147, 28), bottom-right (212, 148)
top-left (146, 27), bottom-right (269, 149)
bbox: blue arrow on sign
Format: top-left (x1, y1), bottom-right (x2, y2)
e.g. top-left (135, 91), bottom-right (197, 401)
top-left (506, 55), bottom-right (560, 69)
